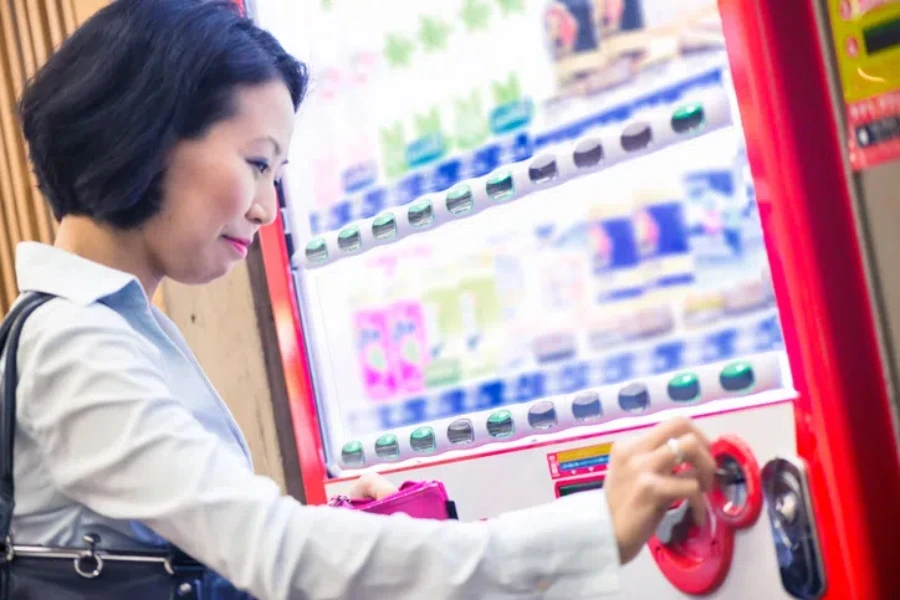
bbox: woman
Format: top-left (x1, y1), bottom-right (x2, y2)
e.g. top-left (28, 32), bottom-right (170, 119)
top-left (8, 1), bottom-right (717, 598)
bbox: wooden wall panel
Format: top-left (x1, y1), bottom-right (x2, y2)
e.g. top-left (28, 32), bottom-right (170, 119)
top-left (0, 0), bottom-right (298, 493)
top-left (162, 256), bottom-right (294, 494)
top-left (0, 0), bottom-right (109, 313)
top-left (70, 0), bottom-right (104, 25)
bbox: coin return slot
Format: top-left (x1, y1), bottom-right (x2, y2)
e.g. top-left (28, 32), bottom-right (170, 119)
top-left (410, 426), bottom-right (437, 453)
top-left (305, 238), bottom-right (328, 263)
top-left (527, 401), bottom-right (558, 430)
top-left (408, 200), bottom-right (435, 228)
top-left (486, 171), bottom-right (515, 200)
top-left (486, 410), bottom-right (515, 438)
top-left (761, 457), bottom-right (826, 598)
top-left (573, 139), bottom-right (604, 168)
top-left (446, 185), bottom-right (474, 215)
top-left (621, 122), bottom-right (653, 152)
top-left (372, 213), bottom-right (397, 240)
top-left (618, 382), bottom-right (650, 411)
top-left (374, 434), bottom-right (400, 460)
top-left (337, 225), bottom-right (361, 252)
top-left (528, 155), bottom-right (558, 184)
top-left (447, 419), bottom-right (475, 445)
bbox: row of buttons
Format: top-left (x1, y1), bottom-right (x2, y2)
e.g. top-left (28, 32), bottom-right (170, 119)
top-left (307, 67), bottom-right (725, 237)
top-left (347, 311), bottom-right (781, 433)
top-left (305, 102), bottom-right (708, 265)
top-left (341, 360), bottom-right (754, 467)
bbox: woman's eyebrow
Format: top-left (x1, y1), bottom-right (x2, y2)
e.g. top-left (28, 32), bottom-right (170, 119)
top-left (252, 135), bottom-right (282, 156)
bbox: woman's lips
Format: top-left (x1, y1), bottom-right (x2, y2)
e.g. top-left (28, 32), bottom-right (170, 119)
top-left (222, 235), bottom-right (251, 257)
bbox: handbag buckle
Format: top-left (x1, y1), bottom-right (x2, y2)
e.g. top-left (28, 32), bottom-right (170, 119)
top-left (74, 534), bottom-right (104, 579)
top-left (3, 535), bottom-right (13, 562)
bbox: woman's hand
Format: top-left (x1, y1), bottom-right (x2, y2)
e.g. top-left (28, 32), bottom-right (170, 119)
top-left (347, 471), bottom-right (399, 501)
top-left (604, 417), bottom-right (717, 564)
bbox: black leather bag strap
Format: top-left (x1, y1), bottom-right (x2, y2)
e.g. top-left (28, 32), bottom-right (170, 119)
top-left (0, 292), bottom-right (236, 596)
top-left (0, 292), bottom-right (54, 540)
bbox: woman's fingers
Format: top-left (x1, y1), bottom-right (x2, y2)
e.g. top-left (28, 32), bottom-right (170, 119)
top-left (649, 472), bottom-right (702, 505)
top-left (635, 416), bottom-right (712, 454)
top-left (688, 493), bottom-right (709, 528)
top-left (606, 417), bottom-right (719, 565)
top-left (646, 432), bottom-right (717, 491)
top-left (350, 472), bottom-right (399, 500)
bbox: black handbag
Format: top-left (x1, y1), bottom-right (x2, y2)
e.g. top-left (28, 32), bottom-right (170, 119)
top-left (0, 292), bottom-right (250, 599)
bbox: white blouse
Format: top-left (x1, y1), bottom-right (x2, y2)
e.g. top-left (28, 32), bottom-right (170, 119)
top-left (6, 242), bottom-right (621, 599)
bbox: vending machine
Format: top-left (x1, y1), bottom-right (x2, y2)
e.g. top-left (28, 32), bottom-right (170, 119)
top-left (246, 0), bottom-right (900, 597)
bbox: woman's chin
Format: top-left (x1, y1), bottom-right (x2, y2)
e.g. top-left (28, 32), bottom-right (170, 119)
top-left (167, 260), bottom-right (234, 287)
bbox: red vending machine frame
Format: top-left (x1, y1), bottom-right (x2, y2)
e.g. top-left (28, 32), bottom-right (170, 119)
top-left (252, 0), bottom-right (900, 597)
top-left (717, 1), bottom-right (900, 598)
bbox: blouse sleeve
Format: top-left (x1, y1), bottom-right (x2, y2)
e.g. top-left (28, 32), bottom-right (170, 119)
top-left (16, 301), bottom-right (621, 600)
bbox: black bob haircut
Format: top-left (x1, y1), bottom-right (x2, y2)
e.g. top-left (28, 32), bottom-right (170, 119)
top-left (19, 0), bottom-right (307, 229)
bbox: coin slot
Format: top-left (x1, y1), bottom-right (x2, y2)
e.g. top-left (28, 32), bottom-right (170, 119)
top-left (709, 436), bottom-right (763, 529)
top-left (716, 455), bottom-right (748, 513)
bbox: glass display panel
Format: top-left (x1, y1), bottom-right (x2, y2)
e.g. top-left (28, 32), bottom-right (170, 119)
top-left (253, 0), bottom-right (792, 475)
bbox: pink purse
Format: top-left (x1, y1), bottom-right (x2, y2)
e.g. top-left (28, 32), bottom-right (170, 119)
top-left (328, 480), bottom-right (458, 521)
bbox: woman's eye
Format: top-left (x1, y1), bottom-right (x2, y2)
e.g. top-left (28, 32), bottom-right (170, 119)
top-left (248, 159), bottom-right (270, 175)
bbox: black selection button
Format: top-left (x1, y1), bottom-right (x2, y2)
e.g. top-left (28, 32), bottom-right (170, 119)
top-left (619, 382), bottom-right (650, 411)
top-left (621, 122), bottom-right (653, 151)
top-left (529, 155), bottom-right (558, 184)
top-left (573, 139), bottom-right (604, 168)
top-left (572, 391), bottom-right (602, 421)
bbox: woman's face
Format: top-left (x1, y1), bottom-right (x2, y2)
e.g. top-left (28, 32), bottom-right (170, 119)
top-left (144, 80), bottom-right (296, 285)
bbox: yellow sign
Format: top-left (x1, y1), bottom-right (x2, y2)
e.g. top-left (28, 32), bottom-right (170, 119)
top-left (556, 443), bottom-right (612, 465)
top-left (827, 0), bottom-right (900, 104)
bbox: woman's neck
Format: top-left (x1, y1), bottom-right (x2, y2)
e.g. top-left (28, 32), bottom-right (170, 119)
top-left (54, 216), bottom-right (163, 299)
